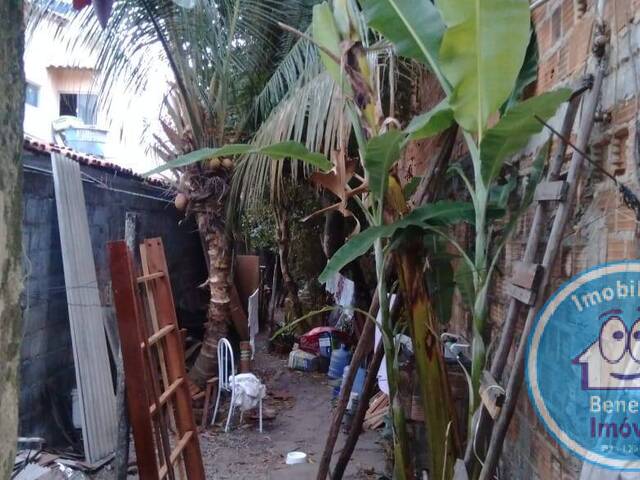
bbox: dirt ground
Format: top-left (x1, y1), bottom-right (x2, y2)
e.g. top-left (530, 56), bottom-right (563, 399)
top-left (96, 337), bottom-right (389, 479)
top-left (197, 339), bottom-right (389, 479)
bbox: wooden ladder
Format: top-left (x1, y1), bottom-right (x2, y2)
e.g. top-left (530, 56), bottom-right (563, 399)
top-left (109, 238), bottom-right (205, 480)
top-left (470, 25), bottom-right (609, 479)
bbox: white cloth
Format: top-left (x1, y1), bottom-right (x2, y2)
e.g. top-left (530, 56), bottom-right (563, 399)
top-left (325, 273), bottom-right (355, 318)
top-left (247, 288), bottom-right (259, 358)
top-left (230, 373), bottom-right (266, 411)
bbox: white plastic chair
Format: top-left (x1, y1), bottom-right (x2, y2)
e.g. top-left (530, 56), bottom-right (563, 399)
top-left (210, 338), bottom-right (263, 432)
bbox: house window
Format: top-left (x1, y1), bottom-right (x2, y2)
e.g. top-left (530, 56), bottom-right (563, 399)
top-left (25, 82), bottom-right (39, 107)
top-left (59, 93), bottom-right (98, 125)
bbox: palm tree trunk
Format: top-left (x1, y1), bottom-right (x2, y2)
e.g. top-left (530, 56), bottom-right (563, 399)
top-left (274, 206), bottom-right (303, 318)
top-left (189, 212), bottom-right (231, 389)
top-left (0, 2), bottom-right (25, 476)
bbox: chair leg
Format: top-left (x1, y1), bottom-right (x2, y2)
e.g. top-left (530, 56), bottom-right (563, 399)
top-left (225, 389), bottom-right (235, 433)
top-left (259, 397), bottom-right (263, 433)
top-left (201, 383), bottom-right (213, 430)
top-left (211, 383), bottom-right (223, 427)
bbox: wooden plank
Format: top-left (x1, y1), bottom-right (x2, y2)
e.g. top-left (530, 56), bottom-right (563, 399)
top-left (158, 432), bottom-right (194, 480)
top-left (505, 283), bottom-right (536, 306)
top-left (147, 324), bottom-right (176, 347)
top-left (137, 272), bottom-right (165, 283)
top-left (479, 371), bottom-right (505, 420)
top-left (51, 153), bottom-right (117, 464)
top-left (140, 238), bottom-right (205, 480)
top-left (149, 378), bottom-right (185, 415)
top-left (510, 262), bottom-right (544, 290)
top-left (108, 242), bottom-right (160, 479)
top-left (235, 255), bottom-right (260, 307)
top-left (534, 180), bottom-right (568, 201)
top-left (229, 282), bottom-right (249, 340)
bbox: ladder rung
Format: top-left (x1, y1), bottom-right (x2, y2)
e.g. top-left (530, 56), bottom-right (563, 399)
top-left (534, 180), bottom-right (568, 202)
top-left (146, 324), bottom-right (175, 347)
top-left (149, 377), bottom-right (184, 415)
top-left (158, 430), bottom-right (194, 479)
top-left (510, 262), bottom-right (543, 290)
top-left (136, 271), bottom-right (165, 283)
top-left (506, 283), bottom-right (536, 306)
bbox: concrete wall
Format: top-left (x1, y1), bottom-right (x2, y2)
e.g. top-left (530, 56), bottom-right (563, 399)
top-left (19, 149), bottom-right (208, 448)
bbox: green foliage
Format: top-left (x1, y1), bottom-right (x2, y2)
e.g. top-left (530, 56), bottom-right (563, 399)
top-left (405, 99), bottom-right (454, 140)
top-left (501, 28), bottom-right (539, 114)
top-left (143, 140), bottom-right (332, 176)
top-left (239, 202), bottom-right (277, 251)
top-left (364, 130), bottom-right (405, 202)
top-left (454, 257), bottom-right (475, 309)
top-left (437, 0), bottom-right (530, 134)
top-left (423, 233), bottom-right (456, 324)
top-left (363, 0), bottom-right (445, 73)
top-left (402, 176), bottom-right (422, 198)
top-left (312, 2), bottom-right (344, 86)
top-left (318, 201), bottom-right (474, 283)
top-left (480, 89), bottom-right (571, 185)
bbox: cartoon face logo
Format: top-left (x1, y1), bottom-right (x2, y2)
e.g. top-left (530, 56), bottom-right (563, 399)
top-left (573, 309), bottom-right (640, 389)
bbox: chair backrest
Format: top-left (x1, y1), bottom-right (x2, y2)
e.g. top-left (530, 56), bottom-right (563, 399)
top-left (217, 338), bottom-right (235, 391)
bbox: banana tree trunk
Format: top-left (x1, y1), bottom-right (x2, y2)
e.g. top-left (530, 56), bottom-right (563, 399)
top-left (274, 206), bottom-right (303, 318)
top-left (189, 212), bottom-right (231, 389)
top-left (397, 241), bottom-right (459, 480)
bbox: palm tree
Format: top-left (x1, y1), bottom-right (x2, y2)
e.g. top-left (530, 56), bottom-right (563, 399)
top-left (33, 0), bottom-right (322, 388)
top-left (0, 0), bottom-right (25, 475)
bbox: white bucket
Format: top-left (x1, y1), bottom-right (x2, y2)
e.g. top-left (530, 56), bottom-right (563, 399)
top-left (285, 451), bottom-right (307, 465)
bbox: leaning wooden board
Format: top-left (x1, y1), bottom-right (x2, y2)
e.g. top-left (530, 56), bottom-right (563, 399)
top-left (51, 153), bottom-right (117, 464)
top-left (109, 239), bottom-right (205, 479)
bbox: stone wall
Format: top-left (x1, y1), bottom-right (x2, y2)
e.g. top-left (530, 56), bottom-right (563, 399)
top-left (19, 150), bottom-right (207, 448)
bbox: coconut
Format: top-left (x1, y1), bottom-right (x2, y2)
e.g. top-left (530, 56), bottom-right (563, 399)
top-left (174, 192), bottom-right (188, 211)
top-left (222, 157), bottom-right (234, 169)
top-left (208, 157), bottom-right (221, 170)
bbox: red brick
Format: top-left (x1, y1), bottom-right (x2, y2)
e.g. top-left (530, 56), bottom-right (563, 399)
top-left (612, 99), bottom-right (639, 125)
top-left (557, 44), bottom-right (569, 79)
top-left (566, 15), bottom-right (593, 74)
top-left (537, 52), bottom-right (559, 92)
top-left (562, 0), bottom-right (575, 32)
top-left (536, 19), bottom-right (553, 53)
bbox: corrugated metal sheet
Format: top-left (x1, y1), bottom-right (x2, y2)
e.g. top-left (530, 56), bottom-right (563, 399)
top-left (51, 152), bottom-right (117, 464)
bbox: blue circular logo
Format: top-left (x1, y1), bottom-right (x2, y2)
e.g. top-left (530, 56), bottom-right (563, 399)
top-left (527, 261), bottom-right (640, 470)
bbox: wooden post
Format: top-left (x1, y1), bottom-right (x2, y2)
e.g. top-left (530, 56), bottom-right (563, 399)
top-left (478, 53), bottom-right (606, 480)
top-left (315, 295), bottom-right (379, 480)
top-left (268, 255), bottom-right (279, 335)
top-left (463, 81), bottom-right (587, 469)
top-left (114, 212), bottom-right (137, 480)
top-left (331, 341), bottom-right (385, 479)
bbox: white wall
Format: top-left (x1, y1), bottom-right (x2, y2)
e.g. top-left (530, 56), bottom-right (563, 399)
top-left (24, 10), bottom-right (169, 172)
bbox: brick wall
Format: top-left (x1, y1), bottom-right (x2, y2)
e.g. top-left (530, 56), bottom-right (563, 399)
top-left (19, 150), bottom-right (208, 448)
top-left (500, 2), bottom-right (640, 478)
top-left (398, 0), bottom-right (640, 478)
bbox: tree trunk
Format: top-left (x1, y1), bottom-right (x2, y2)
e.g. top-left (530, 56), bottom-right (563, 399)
top-left (274, 206), bottom-right (303, 318)
top-left (188, 213), bottom-right (231, 389)
top-left (0, 2), bottom-right (25, 476)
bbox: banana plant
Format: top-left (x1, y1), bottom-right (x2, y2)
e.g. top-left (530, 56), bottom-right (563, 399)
top-left (312, 2), bottom-right (464, 477)
top-left (145, 1), bottom-right (572, 477)
top-left (361, 0), bottom-right (572, 426)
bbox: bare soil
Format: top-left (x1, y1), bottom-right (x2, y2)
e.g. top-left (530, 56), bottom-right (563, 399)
top-left (198, 339), bottom-right (389, 479)
top-left (96, 338), bottom-right (389, 479)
